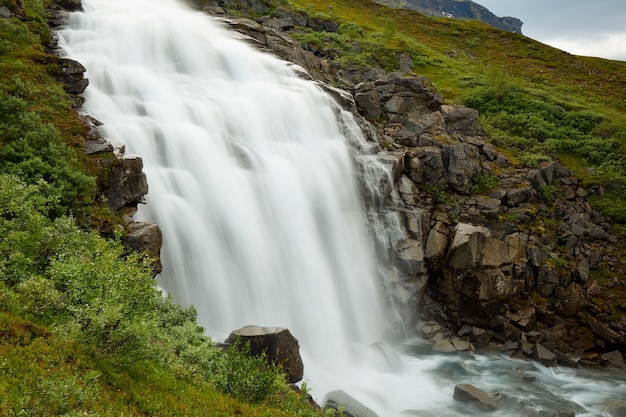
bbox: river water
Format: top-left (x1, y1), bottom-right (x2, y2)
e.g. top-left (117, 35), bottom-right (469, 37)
top-left (58, 0), bottom-right (626, 415)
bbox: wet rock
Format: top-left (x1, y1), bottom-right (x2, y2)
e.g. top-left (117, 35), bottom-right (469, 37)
top-left (417, 321), bottom-right (443, 339)
top-left (325, 390), bottom-right (379, 417)
top-left (100, 154), bottom-right (149, 211)
top-left (85, 137), bottom-right (114, 155)
top-left (608, 401), bottom-right (626, 417)
top-left (534, 343), bottom-right (557, 367)
top-left (600, 350), bottom-right (626, 369)
top-left (398, 175), bottom-right (419, 205)
top-left (453, 384), bottom-right (497, 411)
top-left (225, 325), bottom-right (304, 383)
top-left (432, 338), bottom-right (456, 353)
top-left (506, 307), bottom-right (537, 332)
top-left (553, 349), bottom-right (579, 368)
top-left (450, 337), bottom-right (471, 351)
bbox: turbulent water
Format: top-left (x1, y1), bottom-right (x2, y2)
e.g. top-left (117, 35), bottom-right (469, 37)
top-left (58, 0), bottom-right (626, 415)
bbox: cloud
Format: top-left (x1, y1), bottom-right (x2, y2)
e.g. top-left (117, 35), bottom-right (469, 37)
top-left (544, 32), bottom-right (626, 61)
top-left (473, 0), bottom-right (626, 61)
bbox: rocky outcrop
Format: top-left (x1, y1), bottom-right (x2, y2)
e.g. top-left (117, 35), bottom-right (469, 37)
top-left (373, 0), bottom-right (523, 34)
top-left (225, 325), bottom-right (304, 383)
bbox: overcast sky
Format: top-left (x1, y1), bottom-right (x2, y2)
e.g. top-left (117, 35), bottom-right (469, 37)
top-left (473, 0), bottom-right (626, 61)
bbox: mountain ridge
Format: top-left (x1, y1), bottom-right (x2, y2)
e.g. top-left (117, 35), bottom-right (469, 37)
top-left (373, 0), bottom-right (523, 33)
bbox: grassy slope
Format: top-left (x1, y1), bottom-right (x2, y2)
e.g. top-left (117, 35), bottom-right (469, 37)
top-left (287, 0), bottom-right (625, 108)
top-left (286, 0), bottom-right (626, 219)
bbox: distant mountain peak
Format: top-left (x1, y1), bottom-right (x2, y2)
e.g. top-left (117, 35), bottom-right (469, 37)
top-left (374, 0), bottom-right (523, 34)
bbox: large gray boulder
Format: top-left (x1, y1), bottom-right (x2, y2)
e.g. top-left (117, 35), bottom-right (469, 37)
top-left (100, 154), bottom-right (149, 211)
top-left (225, 325), bottom-right (304, 383)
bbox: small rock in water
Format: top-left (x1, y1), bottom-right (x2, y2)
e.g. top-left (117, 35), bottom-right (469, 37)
top-left (432, 338), bottom-right (455, 353)
top-left (453, 383), bottom-right (498, 411)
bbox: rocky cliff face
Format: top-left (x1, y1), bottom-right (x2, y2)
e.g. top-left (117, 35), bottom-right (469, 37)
top-left (374, 0), bottom-right (523, 34)
top-left (194, 0), bottom-right (626, 369)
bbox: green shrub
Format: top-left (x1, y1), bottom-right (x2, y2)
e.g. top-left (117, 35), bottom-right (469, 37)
top-left (214, 340), bottom-right (282, 404)
top-left (470, 174), bottom-right (499, 194)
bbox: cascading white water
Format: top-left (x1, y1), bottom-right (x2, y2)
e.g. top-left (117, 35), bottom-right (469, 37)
top-left (59, 1), bottom-right (626, 416)
top-left (58, 0), bottom-right (391, 407)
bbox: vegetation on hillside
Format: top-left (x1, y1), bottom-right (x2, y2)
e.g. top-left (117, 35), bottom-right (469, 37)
top-left (0, 0), bottom-right (330, 415)
top-left (279, 0), bottom-right (626, 223)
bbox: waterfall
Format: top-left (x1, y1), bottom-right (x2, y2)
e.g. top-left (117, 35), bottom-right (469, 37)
top-left (59, 1), bottom-right (626, 416)
top-left (58, 0), bottom-right (391, 406)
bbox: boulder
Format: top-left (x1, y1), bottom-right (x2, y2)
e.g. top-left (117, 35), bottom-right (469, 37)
top-left (124, 222), bottom-right (163, 274)
top-left (453, 384), bottom-right (497, 411)
top-left (534, 343), bottom-right (557, 367)
top-left (225, 325), bottom-right (304, 383)
top-left (425, 221), bottom-right (449, 262)
top-left (100, 154), bottom-right (149, 211)
top-left (50, 57), bottom-right (89, 95)
top-left (446, 223), bottom-right (490, 270)
top-left (586, 316), bottom-right (622, 344)
top-left (506, 306), bottom-right (537, 332)
top-left (325, 390), bottom-right (379, 417)
top-left (446, 143), bottom-right (481, 193)
top-left (441, 105), bottom-right (479, 135)
top-left (355, 90), bottom-right (382, 120)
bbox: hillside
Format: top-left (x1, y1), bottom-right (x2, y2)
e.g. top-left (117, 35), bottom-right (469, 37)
top-left (270, 0), bottom-right (626, 221)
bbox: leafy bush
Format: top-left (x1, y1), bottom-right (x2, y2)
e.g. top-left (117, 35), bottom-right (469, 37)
top-left (214, 340), bottom-right (282, 404)
top-left (470, 174), bottom-right (499, 194)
